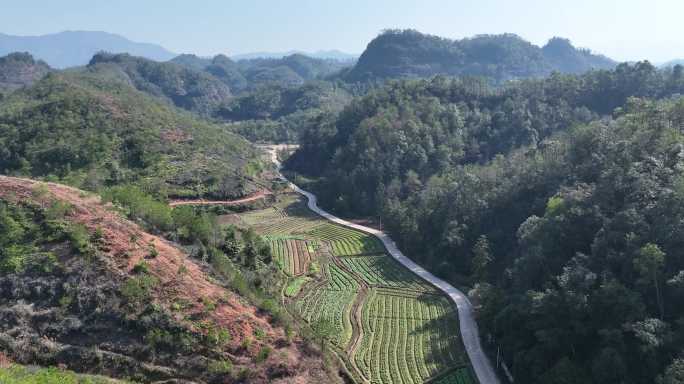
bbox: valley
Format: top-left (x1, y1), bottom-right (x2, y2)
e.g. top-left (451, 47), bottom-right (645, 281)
top-left (212, 146), bottom-right (497, 384)
top-left (2, 6), bottom-right (684, 382)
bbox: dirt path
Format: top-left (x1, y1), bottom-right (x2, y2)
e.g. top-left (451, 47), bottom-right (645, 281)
top-left (261, 145), bottom-right (501, 384)
top-left (168, 190), bottom-right (271, 207)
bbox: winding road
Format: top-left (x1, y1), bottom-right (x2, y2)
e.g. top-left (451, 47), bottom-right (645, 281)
top-left (262, 145), bottom-right (501, 384)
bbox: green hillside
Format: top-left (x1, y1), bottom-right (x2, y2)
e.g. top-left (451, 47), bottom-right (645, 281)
top-left (88, 52), bottom-right (233, 116)
top-left (0, 69), bottom-right (265, 199)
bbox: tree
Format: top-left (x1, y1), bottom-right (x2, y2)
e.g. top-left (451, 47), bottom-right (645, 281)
top-left (472, 235), bottom-right (493, 282)
top-left (661, 358), bottom-right (684, 384)
top-left (634, 243), bottom-right (666, 319)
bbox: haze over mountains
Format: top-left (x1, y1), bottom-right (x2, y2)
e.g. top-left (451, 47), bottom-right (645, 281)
top-left (0, 31), bottom-right (176, 68)
top-left (231, 49), bottom-right (357, 61)
top-left (0, 29), bottom-right (620, 81)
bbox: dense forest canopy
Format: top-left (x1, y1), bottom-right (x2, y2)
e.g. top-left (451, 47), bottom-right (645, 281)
top-left (219, 81), bottom-right (355, 143)
top-left (344, 29), bottom-right (616, 82)
top-left (286, 61), bottom-right (684, 383)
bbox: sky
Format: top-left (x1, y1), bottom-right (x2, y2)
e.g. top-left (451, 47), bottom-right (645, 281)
top-left (1, 0), bottom-right (683, 62)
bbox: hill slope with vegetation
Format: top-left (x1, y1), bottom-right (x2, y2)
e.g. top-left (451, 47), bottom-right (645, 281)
top-left (344, 30), bottom-right (616, 82)
top-left (88, 52), bottom-right (233, 116)
top-left (0, 52), bottom-right (51, 96)
top-left (172, 53), bottom-right (350, 94)
top-left (0, 68), bottom-right (265, 199)
top-left (286, 61), bottom-right (684, 383)
top-left (220, 81), bottom-right (354, 142)
top-left (0, 176), bottom-right (333, 383)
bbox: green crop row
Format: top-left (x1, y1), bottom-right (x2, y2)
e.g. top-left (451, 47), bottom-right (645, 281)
top-left (341, 255), bottom-right (436, 291)
top-left (355, 290), bottom-right (467, 384)
top-left (293, 283), bottom-right (356, 348)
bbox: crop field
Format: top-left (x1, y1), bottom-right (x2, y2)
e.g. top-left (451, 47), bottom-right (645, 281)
top-left (237, 192), bottom-right (473, 384)
top-left (355, 290), bottom-right (468, 384)
top-left (308, 223), bottom-right (384, 256)
top-left (293, 271), bottom-right (357, 348)
top-left (341, 255), bottom-right (437, 292)
top-left (267, 236), bottom-right (317, 275)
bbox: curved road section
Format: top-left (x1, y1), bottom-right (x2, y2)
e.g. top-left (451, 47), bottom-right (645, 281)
top-left (265, 146), bottom-right (500, 384)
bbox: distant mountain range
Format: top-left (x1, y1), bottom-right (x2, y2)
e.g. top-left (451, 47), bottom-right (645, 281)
top-left (344, 30), bottom-right (617, 82)
top-left (231, 50), bottom-right (357, 62)
top-left (0, 31), bottom-right (176, 68)
top-left (660, 59), bottom-right (684, 68)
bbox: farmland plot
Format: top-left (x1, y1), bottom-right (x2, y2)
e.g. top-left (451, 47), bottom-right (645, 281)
top-left (355, 290), bottom-right (469, 384)
top-left (308, 223), bottom-right (384, 256)
top-left (267, 236), bottom-right (317, 275)
top-left (237, 193), bottom-right (474, 384)
top-left (293, 264), bottom-right (357, 348)
top-left (341, 255), bottom-right (437, 292)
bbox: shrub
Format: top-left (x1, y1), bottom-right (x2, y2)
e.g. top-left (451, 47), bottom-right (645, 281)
top-left (121, 275), bottom-right (159, 303)
top-left (132, 261), bottom-right (149, 274)
top-left (206, 327), bottom-right (231, 347)
top-left (255, 346), bottom-right (271, 363)
top-left (207, 359), bottom-right (233, 375)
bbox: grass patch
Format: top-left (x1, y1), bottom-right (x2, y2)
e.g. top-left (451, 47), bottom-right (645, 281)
top-left (284, 276), bottom-right (310, 297)
top-left (0, 365), bottom-right (130, 383)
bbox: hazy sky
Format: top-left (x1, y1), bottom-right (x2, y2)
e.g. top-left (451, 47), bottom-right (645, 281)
top-left (2, 0), bottom-right (683, 62)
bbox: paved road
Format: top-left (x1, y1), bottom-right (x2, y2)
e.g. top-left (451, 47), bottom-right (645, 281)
top-left (265, 146), bottom-right (501, 384)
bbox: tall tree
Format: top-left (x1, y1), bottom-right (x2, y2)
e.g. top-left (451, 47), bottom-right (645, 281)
top-left (634, 243), bottom-right (666, 320)
top-left (472, 235), bottom-right (493, 282)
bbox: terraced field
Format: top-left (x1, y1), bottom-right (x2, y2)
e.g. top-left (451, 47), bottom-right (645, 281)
top-left (309, 223), bottom-right (385, 256)
top-left (341, 255), bottom-right (437, 292)
top-left (355, 290), bottom-right (468, 384)
top-left (267, 236), bottom-right (317, 275)
top-left (294, 279), bottom-right (357, 348)
top-left (236, 192), bottom-right (474, 384)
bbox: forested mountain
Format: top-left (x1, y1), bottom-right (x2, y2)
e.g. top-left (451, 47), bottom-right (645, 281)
top-left (344, 30), bottom-right (616, 82)
top-left (0, 68), bottom-right (265, 199)
top-left (88, 52), bottom-right (233, 116)
top-left (220, 81), bottom-right (354, 142)
top-left (0, 31), bottom-right (175, 68)
top-left (172, 53), bottom-right (350, 93)
top-left (285, 61), bottom-right (684, 383)
top-left (0, 52), bottom-right (51, 95)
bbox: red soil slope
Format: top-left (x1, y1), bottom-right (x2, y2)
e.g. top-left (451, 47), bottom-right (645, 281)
top-left (0, 176), bottom-right (329, 383)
